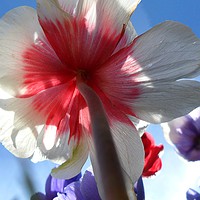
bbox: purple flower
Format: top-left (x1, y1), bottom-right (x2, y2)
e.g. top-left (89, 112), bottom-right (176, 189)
top-left (31, 166), bottom-right (144, 200)
top-left (162, 107), bottom-right (200, 161)
top-left (31, 167), bottom-right (101, 200)
top-left (45, 172), bottom-right (82, 200)
top-left (186, 188), bottom-right (200, 200)
top-left (56, 167), bottom-right (101, 200)
top-left (134, 176), bottom-right (145, 200)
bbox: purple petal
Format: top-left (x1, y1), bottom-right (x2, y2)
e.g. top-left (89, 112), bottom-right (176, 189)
top-left (134, 176), bottom-right (145, 200)
top-left (53, 193), bottom-right (68, 200)
top-left (45, 173), bottom-right (82, 199)
top-left (63, 182), bottom-right (86, 200)
top-left (186, 188), bottom-right (200, 200)
top-left (80, 169), bottom-right (101, 200)
top-left (167, 113), bottom-right (200, 161)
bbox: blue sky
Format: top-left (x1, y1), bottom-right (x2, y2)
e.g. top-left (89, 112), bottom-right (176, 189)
top-left (0, 1), bottom-right (200, 200)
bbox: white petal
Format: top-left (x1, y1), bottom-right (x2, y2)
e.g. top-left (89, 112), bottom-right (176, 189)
top-left (0, 96), bottom-right (44, 158)
top-left (0, 7), bottom-right (38, 93)
top-left (110, 121), bottom-right (144, 184)
top-left (51, 0), bottom-right (141, 18)
top-left (75, 0), bottom-right (140, 56)
top-left (131, 21), bottom-right (200, 81)
top-left (97, 21), bottom-right (200, 90)
top-left (97, 21), bottom-right (200, 91)
top-left (96, 21), bottom-right (200, 123)
top-left (51, 136), bottom-right (89, 179)
top-left (57, 0), bottom-right (79, 15)
top-left (188, 107), bottom-right (200, 121)
top-left (114, 21), bottom-right (137, 53)
top-left (31, 122), bottom-right (71, 164)
top-left (0, 6), bottom-right (59, 97)
top-left (36, 0), bottom-right (69, 22)
top-left (128, 116), bottom-right (149, 136)
top-left (0, 87), bottom-right (76, 164)
top-left (76, 0), bottom-right (141, 15)
top-left (133, 80), bottom-right (200, 123)
top-left (75, 0), bottom-right (141, 29)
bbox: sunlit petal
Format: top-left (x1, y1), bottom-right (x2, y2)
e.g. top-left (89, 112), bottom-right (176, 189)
top-left (0, 6), bottom-right (68, 98)
top-left (37, 0), bottom-right (140, 70)
top-left (96, 21), bottom-right (200, 123)
top-left (131, 21), bottom-right (200, 81)
top-left (132, 80), bottom-right (200, 123)
top-left (110, 121), bottom-right (144, 184)
top-left (0, 95), bottom-right (43, 158)
top-left (51, 136), bottom-right (89, 179)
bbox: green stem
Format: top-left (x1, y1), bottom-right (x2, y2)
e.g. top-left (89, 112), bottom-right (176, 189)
top-left (78, 82), bottom-right (129, 200)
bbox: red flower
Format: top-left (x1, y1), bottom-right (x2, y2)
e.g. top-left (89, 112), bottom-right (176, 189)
top-left (142, 132), bottom-right (164, 177)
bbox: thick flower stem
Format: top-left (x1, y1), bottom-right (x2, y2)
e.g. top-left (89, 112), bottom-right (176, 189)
top-left (78, 82), bottom-right (129, 200)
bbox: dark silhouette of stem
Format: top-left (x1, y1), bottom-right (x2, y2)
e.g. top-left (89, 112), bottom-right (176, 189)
top-left (78, 82), bottom-right (129, 200)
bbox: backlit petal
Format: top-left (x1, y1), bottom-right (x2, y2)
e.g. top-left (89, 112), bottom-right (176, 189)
top-left (75, 0), bottom-right (141, 34)
top-left (0, 93), bottom-right (43, 158)
top-left (110, 121), bottom-right (144, 184)
top-left (132, 80), bottom-right (200, 123)
top-left (114, 21), bottom-right (137, 53)
top-left (36, 0), bottom-right (140, 70)
top-left (57, 0), bottom-right (79, 15)
top-left (96, 21), bottom-right (200, 123)
top-left (0, 80), bottom-right (89, 164)
top-left (130, 21), bottom-right (200, 81)
top-left (29, 87), bottom-right (88, 164)
top-left (75, 0), bottom-right (141, 18)
top-left (31, 118), bottom-right (72, 164)
top-left (0, 4), bottom-right (90, 164)
top-left (0, 6), bottom-right (67, 98)
top-left (56, 0), bottom-right (141, 17)
top-left (51, 136), bottom-right (89, 179)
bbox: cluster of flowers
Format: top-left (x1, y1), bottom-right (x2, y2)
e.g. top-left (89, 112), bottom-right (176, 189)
top-left (31, 132), bottom-right (163, 199)
top-left (1, 0), bottom-right (200, 199)
top-left (32, 105), bottom-right (200, 199)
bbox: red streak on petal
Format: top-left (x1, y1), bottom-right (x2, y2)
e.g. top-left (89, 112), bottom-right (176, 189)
top-left (91, 84), bottom-right (135, 126)
top-left (21, 42), bottom-right (91, 142)
top-left (68, 92), bottom-right (91, 142)
top-left (21, 41), bottom-right (75, 98)
top-left (19, 14), bottom-right (142, 145)
top-left (92, 45), bottom-right (141, 117)
top-left (39, 16), bottom-right (123, 71)
top-left (31, 81), bottom-right (90, 142)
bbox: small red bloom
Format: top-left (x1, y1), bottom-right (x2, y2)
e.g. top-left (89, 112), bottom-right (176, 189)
top-left (141, 132), bottom-right (164, 177)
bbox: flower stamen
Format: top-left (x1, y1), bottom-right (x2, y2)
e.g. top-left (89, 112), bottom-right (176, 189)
top-left (77, 69), bottom-right (90, 82)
